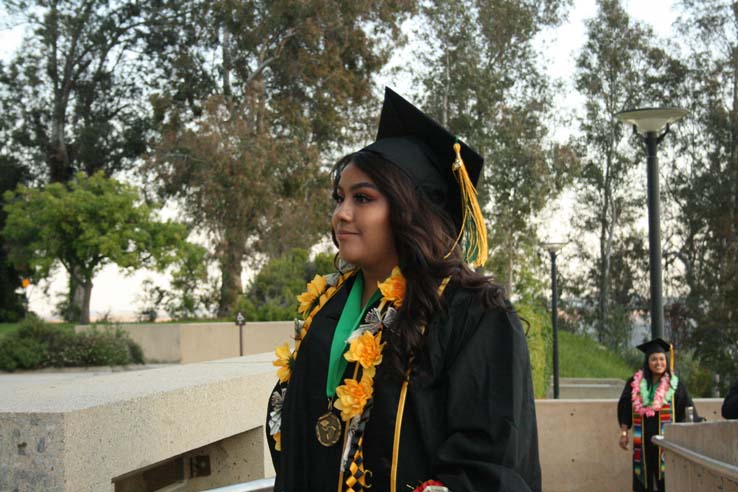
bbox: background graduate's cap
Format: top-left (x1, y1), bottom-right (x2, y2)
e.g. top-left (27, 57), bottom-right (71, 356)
top-left (361, 87), bottom-right (488, 267)
top-left (637, 337), bottom-right (675, 372)
top-left (637, 338), bottom-right (670, 355)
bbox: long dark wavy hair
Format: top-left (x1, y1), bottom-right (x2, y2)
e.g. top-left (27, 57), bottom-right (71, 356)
top-left (331, 150), bottom-right (507, 379)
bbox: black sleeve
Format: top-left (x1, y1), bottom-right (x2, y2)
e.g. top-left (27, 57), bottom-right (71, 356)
top-left (617, 378), bottom-right (634, 428)
top-left (722, 380), bottom-right (738, 419)
top-left (433, 307), bottom-right (541, 492)
top-left (674, 379), bottom-right (697, 422)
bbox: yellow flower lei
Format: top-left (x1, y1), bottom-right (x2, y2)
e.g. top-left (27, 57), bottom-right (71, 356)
top-left (272, 268), bottom-right (354, 383)
top-left (334, 266), bottom-right (404, 421)
top-left (272, 266), bottom-right (405, 414)
top-left (270, 265), bottom-right (406, 472)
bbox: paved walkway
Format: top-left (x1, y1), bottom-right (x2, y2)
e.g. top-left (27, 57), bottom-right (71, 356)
top-left (550, 377), bottom-right (626, 399)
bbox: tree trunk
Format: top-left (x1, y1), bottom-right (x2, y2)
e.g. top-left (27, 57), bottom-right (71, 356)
top-left (80, 279), bottom-right (93, 325)
top-left (505, 256), bottom-right (514, 298)
top-left (217, 232), bottom-right (245, 318)
top-left (222, 27), bottom-right (232, 98)
top-left (66, 266), bottom-right (87, 323)
top-left (598, 155), bottom-right (615, 343)
top-left (47, 1), bottom-right (72, 183)
top-left (505, 234), bottom-right (514, 297)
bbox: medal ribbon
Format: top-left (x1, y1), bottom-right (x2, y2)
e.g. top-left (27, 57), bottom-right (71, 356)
top-left (326, 273), bottom-right (381, 398)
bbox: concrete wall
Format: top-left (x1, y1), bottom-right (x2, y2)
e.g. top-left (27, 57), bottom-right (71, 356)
top-left (663, 421), bottom-right (738, 491)
top-left (0, 352), bottom-right (727, 492)
top-left (76, 322), bottom-right (293, 364)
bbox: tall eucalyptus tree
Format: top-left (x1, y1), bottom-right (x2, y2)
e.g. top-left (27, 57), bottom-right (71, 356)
top-left (413, 0), bottom-right (576, 299)
top-left (144, 0), bottom-right (414, 316)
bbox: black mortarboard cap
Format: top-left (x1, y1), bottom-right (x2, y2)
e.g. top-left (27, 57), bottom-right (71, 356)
top-left (637, 338), bottom-right (671, 355)
top-left (361, 87), bottom-right (484, 235)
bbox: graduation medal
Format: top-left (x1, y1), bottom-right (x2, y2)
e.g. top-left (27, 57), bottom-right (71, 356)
top-left (315, 410), bottom-right (342, 446)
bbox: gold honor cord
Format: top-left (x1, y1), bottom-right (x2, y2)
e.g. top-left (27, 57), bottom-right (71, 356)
top-left (337, 364), bottom-right (361, 492)
top-left (390, 277), bottom-right (451, 492)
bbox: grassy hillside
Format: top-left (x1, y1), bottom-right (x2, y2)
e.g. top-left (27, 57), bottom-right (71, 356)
top-left (0, 323), bottom-right (20, 340)
top-left (559, 330), bottom-right (635, 379)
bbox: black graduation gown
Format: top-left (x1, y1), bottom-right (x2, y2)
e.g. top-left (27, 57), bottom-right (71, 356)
top-left (722, 379), bottom-right (738, 419)
top-left (267, 277), bottom-right (541, 492)
top-left (617, 375), bottom-right (696, 492)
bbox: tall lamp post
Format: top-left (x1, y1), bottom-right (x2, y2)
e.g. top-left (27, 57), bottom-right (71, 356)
top-left (615, 108), bottom-right (688, 340)
top-left (542, 241), bottom-right (567, 399)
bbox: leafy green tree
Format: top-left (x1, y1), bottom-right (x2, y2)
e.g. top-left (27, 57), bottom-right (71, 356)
top-left (145, 0), bottom-right (414, 317)
top-left (235, 248), bottom-right (334, 321)
top-left (2, 172), bottom-right (201, 324)
top-left (0, 0), bottom-right (159, 315)
top-left (572, 0), bottom-right (672, 348)
top-left (0, 0), bottom-right (150, 182)
top-left (136, 246), bottom-right (219, 321)
top-left (412, 0), bottom-right (577, 296)
top-left (0, 157), bottom-right (30, 321)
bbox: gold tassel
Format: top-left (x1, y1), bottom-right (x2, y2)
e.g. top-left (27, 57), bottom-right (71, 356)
top-left (669, 342), bottom-right (674, 375)
top-left (450, 142), bottom-right (488, 267)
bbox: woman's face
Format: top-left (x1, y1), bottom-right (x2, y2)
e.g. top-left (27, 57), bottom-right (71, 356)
top-left (648, 352), bottom-right (667, 376)
top-left (331, 163), bottom-right (398, 275)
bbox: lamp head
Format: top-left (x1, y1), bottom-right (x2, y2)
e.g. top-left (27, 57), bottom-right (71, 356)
top-left (615, 107), bottom-right (688, 134)
top-left (541, 242), bottom-right (567, 254)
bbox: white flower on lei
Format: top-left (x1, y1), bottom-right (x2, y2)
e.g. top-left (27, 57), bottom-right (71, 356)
top-left (346, 306), bottom-right (398, 343)
top-left (268, 387), bottom-right (286, 436)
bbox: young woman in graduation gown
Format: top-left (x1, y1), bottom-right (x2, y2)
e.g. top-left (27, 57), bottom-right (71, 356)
top-left (617, 338), bottom-right (698, 492)
top-left (266, 88), bottom-right (541, 492)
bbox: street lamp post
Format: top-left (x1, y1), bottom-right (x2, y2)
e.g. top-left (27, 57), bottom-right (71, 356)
top-left (542, 241), bottom-right (567, 399)
top-left (615, 108), bottom-right (688, 340)
top-left (236, 311), bottom-right (246, 356)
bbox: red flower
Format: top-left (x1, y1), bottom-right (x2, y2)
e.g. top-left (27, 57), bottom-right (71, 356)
top-left (412, 479), bottom-right (445, 492)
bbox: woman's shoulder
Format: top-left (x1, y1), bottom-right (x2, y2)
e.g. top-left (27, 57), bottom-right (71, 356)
top-left (442, 281), bottom-right (523, 343)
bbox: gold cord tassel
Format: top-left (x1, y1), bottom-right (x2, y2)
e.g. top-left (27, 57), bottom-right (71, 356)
top-left (451, 142), bottom-right (488, 267)
top-left (670, 343), bottom-right (674, 374)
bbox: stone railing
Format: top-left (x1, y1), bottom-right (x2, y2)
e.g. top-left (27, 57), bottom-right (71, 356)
top-left (0, 351), bottom-right (725, 492)
top-left (659, 420), bottom-right (738, 491)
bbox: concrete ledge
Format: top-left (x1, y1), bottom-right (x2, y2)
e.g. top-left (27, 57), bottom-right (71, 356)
top-left (1, 354), bottom-right (276, 492)
top-left (663, 420), bottom-right (738, 491)
top-left (76, 322), bottom-right (294, 364)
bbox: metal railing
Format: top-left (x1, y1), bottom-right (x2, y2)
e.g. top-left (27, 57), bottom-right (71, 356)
top-left (652, 435), bottom-right (738, 482)
top-left (199, 477), bottom-right (275, 492)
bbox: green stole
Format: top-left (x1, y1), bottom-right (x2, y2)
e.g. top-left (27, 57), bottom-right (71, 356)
top-left (325, 273), bottom-right (380, 398)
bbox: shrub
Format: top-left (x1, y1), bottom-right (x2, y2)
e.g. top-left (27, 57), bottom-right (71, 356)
top-left (126, 336), bottom-right (145, 364)
top-left (17, 316), bottom-right (69, 347)
top-left (0, 318), bottom-right (145, 371)
top-left (0, 336), bottom-right (46, 370)
top-left (56, 327), bottom-right (142, 367)
top-left (236, 248), bottom-right (336, 321)
top-left (516, 302), bottom-right (552, 399)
